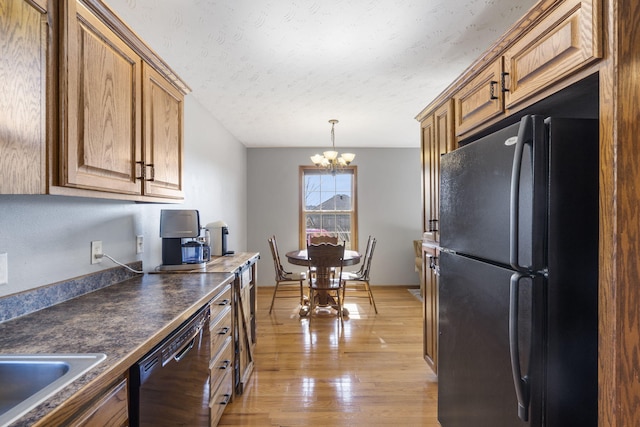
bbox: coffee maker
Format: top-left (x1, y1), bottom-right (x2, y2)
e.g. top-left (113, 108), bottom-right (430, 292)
top-left (158, 209), bottom-right (208, 271)
top-left (206, 220), bottom-right (234, 256)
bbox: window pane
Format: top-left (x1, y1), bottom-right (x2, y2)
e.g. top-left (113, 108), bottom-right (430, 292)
top-left (335, 174), bottom-right (352, 193)
top-left (336, 214), bottom-right (351, 245)
top-left (306, 214), bottom-right (322, 231)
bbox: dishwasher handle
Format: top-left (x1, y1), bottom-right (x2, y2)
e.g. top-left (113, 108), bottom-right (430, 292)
top-left (173, 337), bottom-right (196, 362)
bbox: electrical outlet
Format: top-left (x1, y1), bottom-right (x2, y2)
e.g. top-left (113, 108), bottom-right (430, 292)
top-left (0, 253), bottom-right (7, 285)
top-left (136, 235), bottom-right (144, 254)
top-left (91, 241), bottom-right (103, 264)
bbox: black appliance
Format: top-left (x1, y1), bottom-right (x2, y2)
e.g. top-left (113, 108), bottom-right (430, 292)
top-left (437, 115), bottom-right (598, 427)
top-left (129, 305), bottom-right (211, 426)
top-left (159, 209), bottom-right (208, 270)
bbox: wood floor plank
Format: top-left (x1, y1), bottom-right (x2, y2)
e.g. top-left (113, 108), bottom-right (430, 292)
top-left (219, 285), bottom-right (438, 426)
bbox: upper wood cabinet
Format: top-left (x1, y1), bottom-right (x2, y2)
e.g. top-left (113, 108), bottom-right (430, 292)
top-left (142, 63), bottom-right (184, 199)
top-left (61, 0), bottom-right (143, 195)
top-left (0, 0), bottom-right (189, 201)
top-left (450, 0), bottom-right (601, 139)
top-left (0, 0), bottom-right (51, 194)
top-left (503, 0), bottom-right (602, 109)
top-left (453, 59), bottom-right (504, 139)
top-left (421, 100), bottom-right (455, 242)
top-left (57, 0), bottom-right (188, 201)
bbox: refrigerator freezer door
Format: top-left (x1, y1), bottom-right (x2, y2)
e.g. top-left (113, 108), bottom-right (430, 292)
top-left (440, 121), bottom-right (534, 267)
top-left (438, 252), bottom-right (538, 427)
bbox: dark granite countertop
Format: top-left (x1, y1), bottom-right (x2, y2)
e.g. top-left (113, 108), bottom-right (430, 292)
top-left (0, 272), bottom-right (235, 426)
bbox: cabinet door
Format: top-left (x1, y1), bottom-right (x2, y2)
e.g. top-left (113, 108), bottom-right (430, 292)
top-left (0, 0), bottom-right (49, 194)
top-left (423, 245), bottom-right (439, 374)
top-left (503, 0), bottom-right (601, 109)
top-left (454, 58), bottom-right (504, 138)
top-left (62, 0), bottom-right (142, 194)
top-left (234, 261), bottom-right (257, 397)
top-left (69, 378), bottom-right (128, 427)
top-left (421, 100), bottom-right (454, 241)
top-left (142, 63), bottom-right (184, 199)
top-left (421, 115), bottom-right (435, 237)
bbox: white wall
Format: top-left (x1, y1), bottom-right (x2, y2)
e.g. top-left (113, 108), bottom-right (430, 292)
top-left (247, 147), bottom-right (422, 287)
top-left (0, 97), bottom-right (247, 297)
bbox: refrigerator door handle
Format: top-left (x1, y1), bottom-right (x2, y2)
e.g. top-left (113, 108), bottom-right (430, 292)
top-left (509, 272), bottom-right (531, 422)
top-left (510, 115), bottom-right (533, 272)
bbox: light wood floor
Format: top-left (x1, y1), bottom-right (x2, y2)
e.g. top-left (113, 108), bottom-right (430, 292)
top-left (219, 285), bottom-right (439, 426)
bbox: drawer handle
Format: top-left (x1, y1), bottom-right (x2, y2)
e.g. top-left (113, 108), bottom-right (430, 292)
top-left (217, 299), bottom-right (230, 306)
top-left (218, 359), bottom-right (231, 370)
top-left (217, 327), bottom-right (230, 336)
top-left (218, 394), bottom-right (231, 405)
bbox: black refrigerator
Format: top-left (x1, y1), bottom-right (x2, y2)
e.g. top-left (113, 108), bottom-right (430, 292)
top-left (437, 115), bottom-right (598, 427)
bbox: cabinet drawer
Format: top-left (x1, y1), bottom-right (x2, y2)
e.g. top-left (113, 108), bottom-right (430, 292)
top-left (209, 368), bottom-right (233, 427)
top-left (209, 337), bottom-right (233, 394)
top-left (209, 307), bottom-right (232, 356)
top-left (209, 284), bottom-right (232, 321)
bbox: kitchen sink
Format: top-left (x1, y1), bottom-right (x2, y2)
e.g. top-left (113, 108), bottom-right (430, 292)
top-left (0, 353), bottom-right (106, 426)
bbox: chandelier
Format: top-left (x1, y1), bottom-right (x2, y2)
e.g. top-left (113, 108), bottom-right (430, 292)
top-left (310, 119), bottom-right (355, 174)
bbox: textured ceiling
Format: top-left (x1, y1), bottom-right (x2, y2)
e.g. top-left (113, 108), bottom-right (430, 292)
top-left (104, 0), bottom-right (537, 148)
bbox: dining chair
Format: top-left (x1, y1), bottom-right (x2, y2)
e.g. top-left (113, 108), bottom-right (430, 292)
top-left (267, 236), bottom-right (307, 314)
top-left (349, 235), bottom-right (372, 278)
top-left (308, 235), bottom-right (339, 244)
top-left (306, 242), bottom-right (346, 320)
top-left (341, 237), bottom-right (378, 313)
top-left (307, 235), bottom-right (338, 279)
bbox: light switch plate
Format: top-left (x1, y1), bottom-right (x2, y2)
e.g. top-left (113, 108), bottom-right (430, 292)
top-left (0, 253), bottom-right (7, 285)
top-left (136, 235), bottom-right (144, 254)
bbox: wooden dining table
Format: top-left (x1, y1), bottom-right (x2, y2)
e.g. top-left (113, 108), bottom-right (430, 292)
top-left (285, 249), bottom-right (361, 316)
top-left (285, 249), bottom-right (362, 267)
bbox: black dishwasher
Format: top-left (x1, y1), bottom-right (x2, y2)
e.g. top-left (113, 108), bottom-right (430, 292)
top-left (129, 304), bottom-right (211, 426)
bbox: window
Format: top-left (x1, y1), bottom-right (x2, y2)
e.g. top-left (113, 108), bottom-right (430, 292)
top-left (299, 166), bottom-right (358, 250)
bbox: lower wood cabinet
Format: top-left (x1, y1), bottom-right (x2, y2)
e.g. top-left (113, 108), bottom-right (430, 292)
top-left (422, 243), bottom-right (439, 374)
top-left (209, 285), bottom-right (233, 426)
top-left (69, 377), bottom-right (128, 427)
top-left (209, 369), bottom-right (233, 426)
top-left (234, 261), bottom-right (257, 396)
